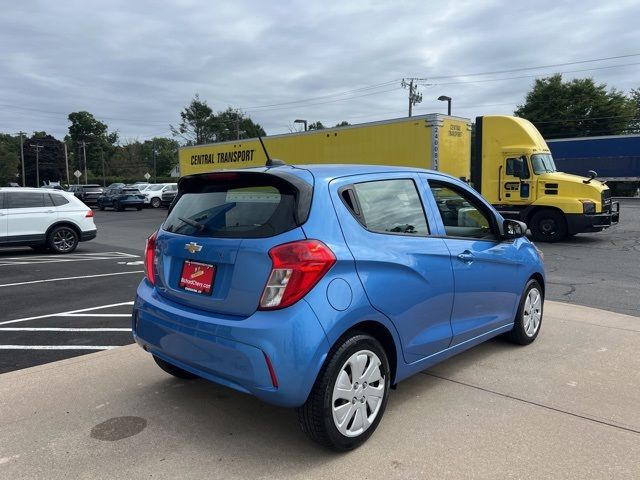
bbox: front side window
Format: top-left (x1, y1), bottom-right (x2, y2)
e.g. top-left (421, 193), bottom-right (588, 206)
top-left (347, 179), bottom-right (429, 235)
top-left (531, 154), bottom-right (557, 174)
top-left (429, 181), bottom-right (494, 239)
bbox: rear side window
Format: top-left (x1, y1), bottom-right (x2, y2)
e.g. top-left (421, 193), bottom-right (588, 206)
top-left (50, 194), bottom-right (70, 206)
top-left (8, 192), bottom-right (47, 209)
top-left (346, 179), bottom-right (429, 235)
top-left (164, 173), bottom-right (308, 238)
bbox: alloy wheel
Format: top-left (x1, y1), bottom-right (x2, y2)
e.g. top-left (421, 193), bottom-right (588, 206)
top-left (523, 287), bottom-right (542, 336)
top-left (52, 228), bottom-right (76, 253)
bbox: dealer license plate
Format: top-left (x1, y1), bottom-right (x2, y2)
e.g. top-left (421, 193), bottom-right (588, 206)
top-left (179, 260), bottom-right (216, 295)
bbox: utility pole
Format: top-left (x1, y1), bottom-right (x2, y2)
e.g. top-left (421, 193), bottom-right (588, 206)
top-left (81, 141), bottom-right (89, 184)
top-left (152, 140), bottom-right (157, 183)
top-left (101, 150), bottom-right (105, 186)
top-left (64, 142), bottom-right (70, 186)
top-left (401, 78), bottom-right (426, 117)
top-left (30, 143), bottom-right (44, 187)
top-left (17, 131), bottom-right (27, 186)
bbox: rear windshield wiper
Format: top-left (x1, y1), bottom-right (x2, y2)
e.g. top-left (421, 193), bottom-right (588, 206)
top-left (178, 217), bottom-right (206, 232)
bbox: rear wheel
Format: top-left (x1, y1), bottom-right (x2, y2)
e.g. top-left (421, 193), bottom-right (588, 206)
top-left (150, 197), bottom-right (161, 208)
top-left (530, 209), bottom-right (567, 242)
top-left (506, 279), bottom-right (543, 345)
top-left (47, 226), bottom-right (79, 254)
top-left (153, 355), bottom-right (198, 379)
top-left (297, 333), bottom-right (390, 451)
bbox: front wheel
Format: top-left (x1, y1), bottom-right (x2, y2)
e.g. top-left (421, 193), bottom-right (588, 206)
top-left (529, 209), bottom-right (567, 242)
top-left (506, 279), bottom-right (544, 345)
top-left (150, 197), bottom-right (161, 208)
top-left (297, 333), bottom-right (390, 451)
top-left (48, 226), bottom-right (79, 254)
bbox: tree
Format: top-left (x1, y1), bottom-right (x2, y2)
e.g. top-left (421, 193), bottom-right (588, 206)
top-left (22, 132), bottom-right (66, 186)
top-left (307, 121), bottom-right (325, 130)
top-left (171, 94), bottom-right (218, 145)
top-left (334, 121), bottom-right (351, 127)
top-left (140, 137), bottom-right (180, 178)
top-left (213, 108), bottom-right (266, 141)
top-left (0, 141), bottom-right (19, 186)
top-left (66, 111), bottom-right (118, 178)
top-left (629, 88), bottom-right (640, 133)
top-left (514, 74), bottom-right (637, 138)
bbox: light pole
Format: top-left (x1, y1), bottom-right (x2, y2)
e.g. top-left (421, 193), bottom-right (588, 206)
top-left (438, 95), bottom-right (452, 116)
top-left (17, 131), bottom-right (26, 186)
top-left (29, 143), bottom-right (44, 187)
top-left (294, 119), bottom-right (307, 132)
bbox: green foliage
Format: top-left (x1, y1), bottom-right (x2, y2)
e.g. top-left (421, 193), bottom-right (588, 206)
top-left (0, 141), bottom-right (20, 186)
top-left (23, 133), bottom-right (66, 186)
top-left (514, 74), bottom-right (637, 138)
top-left (334, 121), bottom-right (351, 127)
top-left (171, 95), bottom-right (265, 145)
top-left (66, 111), bottom-right (118, 178)
top-left (307, 121), bottom-right (325, 130)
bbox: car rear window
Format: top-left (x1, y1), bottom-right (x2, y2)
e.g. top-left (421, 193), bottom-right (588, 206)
top-left (164, 172), bottom-right (309, 238)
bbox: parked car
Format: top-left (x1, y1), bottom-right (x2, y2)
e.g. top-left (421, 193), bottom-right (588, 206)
top-left (143, 183), bottom-right (178, 208)
top-left (68, 184), bottom-right (103, 206)
top-left (96, 187), bottom-right (145, 211)
top-left (133, 165), bottom-right (545, 451)
top-left (0, 187), bottom-right (96, 253)
top-left (160, 184), bottom-right (178, 207)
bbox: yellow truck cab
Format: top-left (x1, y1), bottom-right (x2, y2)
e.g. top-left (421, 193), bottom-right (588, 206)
top-left (473, 116), bottom-right (619, 241)
top-left (179, 114), bottom-right (619, 242)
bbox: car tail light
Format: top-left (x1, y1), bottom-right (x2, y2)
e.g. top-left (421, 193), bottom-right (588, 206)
top-left (259, 240), bottom-right (336, 310)
top-left (85, 209), bottom-right (94, 218)
top-left (145, 231), bottom-right (158, 285)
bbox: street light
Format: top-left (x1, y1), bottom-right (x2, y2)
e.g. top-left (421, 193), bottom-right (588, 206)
top-left (294, 119), bottom-right (307, 132)
top-left (438, 95), bottom-right (452, 116)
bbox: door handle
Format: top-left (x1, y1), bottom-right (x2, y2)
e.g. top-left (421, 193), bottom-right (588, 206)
top-left (45, 210), bottom-right (55, 214)
top-left (457, 251), bottom-right (474, 264)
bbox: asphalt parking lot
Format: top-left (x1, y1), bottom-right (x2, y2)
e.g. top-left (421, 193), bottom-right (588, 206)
top-left (0, 200), bottom-right (638, 373)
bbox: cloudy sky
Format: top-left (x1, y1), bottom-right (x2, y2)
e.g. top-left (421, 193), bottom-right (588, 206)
top-left (1, 0), bottom-right (639, 142)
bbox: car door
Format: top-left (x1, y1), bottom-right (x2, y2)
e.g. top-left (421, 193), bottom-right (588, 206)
top-left (420, 175), bottom-right (521, 346)
top-left (0, 192), bottom-right (7, 243)
top-left (330, 173), bottom-right (454, 363)
top-left (6, 191), bottom-right (57, 240)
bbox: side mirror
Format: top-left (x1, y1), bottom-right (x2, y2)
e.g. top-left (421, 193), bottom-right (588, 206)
top-left (501, 219), bottom-right (527, 239)
top-left (582, 170), bottom-right (598, 184)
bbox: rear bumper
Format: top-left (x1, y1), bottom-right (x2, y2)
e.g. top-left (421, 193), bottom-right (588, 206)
top-left (80, 229), bottom-right (97, 241)
top-left (133, 280), bottom-right (330, 407)
top-left (566, 202), bottom-right (620, 234)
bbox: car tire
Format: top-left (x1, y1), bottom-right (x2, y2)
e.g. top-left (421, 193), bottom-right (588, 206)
top-left (297, 332), bottom-right (391, 451)
top-left (153, 355), bottom-right (199, 379)
top-left (150, 197), bottom-right (161, 208)
top-left (115, 201), bottom-right (124, 212)
top-left (47, 226), bottom-right (79, 254)
top-left (506, 279), bottom-right (543, 345)
top-left (136, 206), bottom-right (143, 211)
top-left (530, 209), bottom-right (567, 242)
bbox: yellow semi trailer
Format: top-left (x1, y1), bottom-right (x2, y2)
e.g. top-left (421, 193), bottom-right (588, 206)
top-left (179, 114), bottom-right (619, 241)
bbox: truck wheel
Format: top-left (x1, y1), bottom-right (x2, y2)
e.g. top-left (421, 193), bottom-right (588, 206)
top-left (506, 279), bottom-right (543, 345)
top-left (297, 332), bottom-right (390, 451)
top-left (150, 197), bottom-right (161, 208)
top-left (530, 210), bottom-right (567, 242)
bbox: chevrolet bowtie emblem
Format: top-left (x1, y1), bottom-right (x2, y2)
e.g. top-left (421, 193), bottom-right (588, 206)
top-left (185, 242), bottom-right (202, 254)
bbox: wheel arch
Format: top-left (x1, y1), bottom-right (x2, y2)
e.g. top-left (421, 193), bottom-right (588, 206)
top-left (529, 272), bottom-right (545, 298)
top-left (337, 320), bottom-right (399, 385)
top-left (45, 221), bottom-right (81, 241)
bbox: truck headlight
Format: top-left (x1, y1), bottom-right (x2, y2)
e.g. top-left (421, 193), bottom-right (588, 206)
top-left (580, 200), bottom-right (596, 214)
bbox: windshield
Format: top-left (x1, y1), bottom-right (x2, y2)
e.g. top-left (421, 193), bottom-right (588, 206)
top-left (531, 154), bottom-right (557, 174)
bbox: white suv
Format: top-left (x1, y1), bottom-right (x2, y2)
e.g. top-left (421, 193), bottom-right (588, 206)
top-left (0, 188), bottom-right (97, 254)
top-left (142, 183), bottom-right (177, 208)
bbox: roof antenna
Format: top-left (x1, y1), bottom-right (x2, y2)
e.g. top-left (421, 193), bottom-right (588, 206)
top-left (258, 134), bottom-right (285, 167)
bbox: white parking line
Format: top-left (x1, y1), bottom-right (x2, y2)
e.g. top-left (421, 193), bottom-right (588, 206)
top-left (0, 271), bottom-right (144, 288)
top-left (0, 345), bottom-right (118, 350)
top-left (0, 251), bottom-right (139, 267)
top-left (0, 327), bottom-right (131, 332)
top-left (0, 301), bottom-right (135, 326)
top-left (58, 314), bottom-right (131, 318)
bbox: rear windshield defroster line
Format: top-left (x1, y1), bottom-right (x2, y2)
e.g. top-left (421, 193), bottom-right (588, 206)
top-left (163, 171), bottom-right (313, 239)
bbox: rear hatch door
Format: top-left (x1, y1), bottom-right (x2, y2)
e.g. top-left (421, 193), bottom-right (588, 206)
top-left (154, 171), bottom-right (312, 317)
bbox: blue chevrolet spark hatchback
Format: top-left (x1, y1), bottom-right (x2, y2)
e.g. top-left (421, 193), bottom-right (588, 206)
top-left (133, 164), bottom-right (545, 450)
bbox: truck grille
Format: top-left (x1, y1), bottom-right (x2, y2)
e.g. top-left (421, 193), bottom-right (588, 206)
top-left (602, 190), bottom-right (611, 213)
